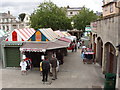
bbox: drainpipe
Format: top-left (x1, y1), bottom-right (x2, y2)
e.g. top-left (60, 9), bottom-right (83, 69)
top-left (115, 1), bottom-right (120, 13)
top-left (116, 45), bottom-right (120, 89)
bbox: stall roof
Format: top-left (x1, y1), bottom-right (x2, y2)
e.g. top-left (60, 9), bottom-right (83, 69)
top-left (6, 28), bottom-right (36, 41)
top-left (39, 28), bottom-right (58, 41)
top-left (20, 40), bottom-right (70, 52)
top-left (58, 37), bottom-right (71, 43)
top-left (61, 31), bottom-right (71, 37)
top-left (54, 30), bottom-right (65, 37)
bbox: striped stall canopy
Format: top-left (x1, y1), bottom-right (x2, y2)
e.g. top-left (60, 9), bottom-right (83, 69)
top-left (54, 30), bottom-right (65, 37)
top-left (6, 28), bottom-right (36, 41)
top-left (61, 31), bottom-right (71, 37)
top-left (39, 28), bottom-right (58, 41)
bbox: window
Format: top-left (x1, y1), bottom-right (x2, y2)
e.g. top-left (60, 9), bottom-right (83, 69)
top-left (6, 26), bottom-right (9, 31)
top-left (3, 26), bottom-right (5, 30)
top-left (70, 12), bottom-right (73, 14)
top-left (104, 7), bottom-right (107, 12)
top-left (110, 4), bottom-right (113, 13)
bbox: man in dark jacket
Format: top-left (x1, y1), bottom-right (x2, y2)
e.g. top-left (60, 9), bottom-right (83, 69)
top-left (56, 50), bottom-right (64, 65)
top-left (41, 56), bottom-right (50, 83)
top-left (50, 54), bottom-right (57, 80)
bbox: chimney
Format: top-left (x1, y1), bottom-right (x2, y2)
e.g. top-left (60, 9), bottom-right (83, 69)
top-left (8, 11), bottom-right (10, 15)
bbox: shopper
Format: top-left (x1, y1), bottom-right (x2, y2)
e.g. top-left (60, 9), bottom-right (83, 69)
top-left (50, 54), bottom-right (57, 80)
top-left (41, 56), bottom-right (50, 83)
top-left (56, 50), bottom-right (64, 65)
top-left (20, 60), bottom-right (27, 75)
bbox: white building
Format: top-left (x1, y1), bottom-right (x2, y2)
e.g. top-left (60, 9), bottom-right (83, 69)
top-left (22, 14), bottom-right (30, 28)
top-left (0, 11), bottom-right (23, 33)
top-left (66, 7), bottom-right (82, 18)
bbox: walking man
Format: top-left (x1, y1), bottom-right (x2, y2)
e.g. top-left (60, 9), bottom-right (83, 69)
top-left (41, 56), bottom-right (50, 83)
top-left (50, 54), bottom-right (58, 80)
top-left (56, 50), bottom-right (64, 65)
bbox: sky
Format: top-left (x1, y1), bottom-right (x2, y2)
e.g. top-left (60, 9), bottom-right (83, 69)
top-left (1, 0), bottom-right (103, 18)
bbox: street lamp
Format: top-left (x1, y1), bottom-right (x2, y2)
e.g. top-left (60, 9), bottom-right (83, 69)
top-left (71, 21), bottom-right (74, 28)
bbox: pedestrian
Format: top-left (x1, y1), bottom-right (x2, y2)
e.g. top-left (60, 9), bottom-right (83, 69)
top-left (77, 41), bottom-right (80, 49)
top-left (74, 42), bottom-right (77, 52)
top-left (20, 60), bottom-right (27, 75)
top-left (41, 56), bottom-right (50, 83)
top-left (50, 54), bottom-right (58, 80)
top-left (40, 61), bottom-right (43, 76)
top-left (71, 41), bottom-right (75, 52)
top-left (56, 60), bottom-right (60, 72)
top-left (56, 50), bottom-right (64, 65)
top-left (24, 57), bottom-right (32, 71)
top-left (81, 50), bottom-right (86, 64)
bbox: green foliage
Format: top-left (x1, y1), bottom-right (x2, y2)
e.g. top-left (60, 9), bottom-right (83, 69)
top-left (18, 13), bottom-right (26, 21)
top-left (73, 7), bottom-right (98, 31)
top-left (30, 2), bottom-right (72, 30)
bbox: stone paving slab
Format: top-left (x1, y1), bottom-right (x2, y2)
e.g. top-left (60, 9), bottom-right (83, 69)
top-left (2, 50), bottom-right (105, 88)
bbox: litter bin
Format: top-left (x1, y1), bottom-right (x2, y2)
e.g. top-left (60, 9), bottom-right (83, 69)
top-left (104, 73), bottom-right (116, 90)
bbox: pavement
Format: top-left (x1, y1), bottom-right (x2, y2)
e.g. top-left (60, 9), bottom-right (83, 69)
top-left (1, 49), bottom-right (105, 88)
top-left (0, 60), bottom-right (2, 89)
top-left (118, 78), bottom-right (120, 90)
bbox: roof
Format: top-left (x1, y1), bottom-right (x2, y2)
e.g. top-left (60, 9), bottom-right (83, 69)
top-left (61, 31), bottom-right (71, 37)
top-left (6, 28), bottom-right (36, 41)
top-left (20, 40), bottom-right (70, 52)
top-left (102, 1), bottom-right (116, 7)
top-left (58, 37), bottom-right (71, 43)
top-left (54, 30), bottom-right (65, 37)
top-left (67, 7), bottom-right (82, 11)
top-left (0, 13), bottom-right (15, 19)
top-left (39, 28), bottom-right (58, 41)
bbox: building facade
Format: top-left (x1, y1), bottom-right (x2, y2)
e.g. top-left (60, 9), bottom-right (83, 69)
top-left (91, 0), bottom-right (120, 88)
top-left (0, 11), bottom-right (23, 33)
top-left (22, 14), bottom-right (30, 28)
top-left (102, 0), bottom-right (120, 17)
top-left (66, 6), bottom-right (82, 18)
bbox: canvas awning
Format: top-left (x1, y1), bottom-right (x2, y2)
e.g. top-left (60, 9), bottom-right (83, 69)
top-left (39, 28), bottom-right (58, 41)
top-left (58, 37), bottom-right (71, 43)
top-left (54, 30), bottom-right (65, 37)
top-left (20, 40), bottom-right (70, 52)
top-left (20, 43), bottom-right (47, 52)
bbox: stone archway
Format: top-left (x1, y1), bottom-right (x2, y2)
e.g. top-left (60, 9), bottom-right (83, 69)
top-left (97, 37), bottom-right (103, 66)
top-left (105, 42), bottom-right (117, 73)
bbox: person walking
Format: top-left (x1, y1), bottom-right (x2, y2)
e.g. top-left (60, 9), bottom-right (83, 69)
top-left (20, 60), bottom-right (27, 75)
top-left (56, 50), bottom-right (64, 65)
top-left (74, 42), bottom-right (78, 52)
top-left (50, 54), bottom-right (58, 80)
top-left (41, 56), bottom-right (50, 83)
top-left (81, 50), bottom-right (86, 64)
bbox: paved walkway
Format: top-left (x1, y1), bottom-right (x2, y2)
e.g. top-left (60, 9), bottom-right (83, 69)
top-left (0, 60), bottom-right (2, 89)
top-left (2, 49), bottom-right (105, 88)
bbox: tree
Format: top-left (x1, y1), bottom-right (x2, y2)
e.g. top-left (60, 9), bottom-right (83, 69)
top-left (30, 2), bottom-right (72, 30)
top-left (18, 13), bottom-right (26, 21)
top-left (72, 7), bottom-right (98, 31)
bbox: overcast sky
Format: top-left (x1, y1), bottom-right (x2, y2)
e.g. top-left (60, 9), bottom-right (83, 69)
top-left (1, 0), bottom-right (103, 18)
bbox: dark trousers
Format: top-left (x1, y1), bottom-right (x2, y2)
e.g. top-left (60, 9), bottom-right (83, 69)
top-left (42, 69), bottom-right (49, 82)
top-left (52, 68), bottom-right (57, 79)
